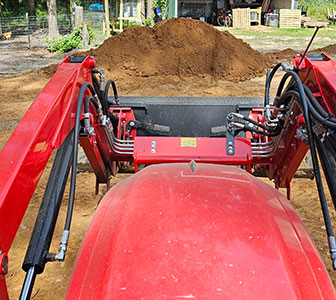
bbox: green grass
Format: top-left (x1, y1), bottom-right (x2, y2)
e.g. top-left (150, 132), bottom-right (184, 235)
top-left (299, 0), bottom-right (336, 20)
top-left (222, 27), bottom-right (336, 38)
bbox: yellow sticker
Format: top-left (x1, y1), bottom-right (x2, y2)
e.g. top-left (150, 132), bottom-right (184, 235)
top-left (181, 137), bottom-right (197, 147)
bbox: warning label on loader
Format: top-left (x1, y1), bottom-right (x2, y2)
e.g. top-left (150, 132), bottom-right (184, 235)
top-left (181, 138), bottom-right (197, 147)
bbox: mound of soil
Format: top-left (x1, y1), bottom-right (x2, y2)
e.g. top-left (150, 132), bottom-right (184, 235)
top-left (83, 18), bottom-right (272, 82)
top-left (266, 48), bottom-right (298, 61)
top-left (316, 44), bottom-right (336, 56)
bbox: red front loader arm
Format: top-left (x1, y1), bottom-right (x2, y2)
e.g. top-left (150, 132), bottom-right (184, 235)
top-left (0, 56), bottom-right (99, 298)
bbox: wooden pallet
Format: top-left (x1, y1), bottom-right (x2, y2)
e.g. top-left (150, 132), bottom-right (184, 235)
top-left (279, 9), bottom-right (301, 28)
top-left (232, 7), bottom-right (261, 28)
top-left (233, 8), bottom-right (250, 28)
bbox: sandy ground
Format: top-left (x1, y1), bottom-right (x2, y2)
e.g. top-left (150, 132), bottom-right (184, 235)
top-left (1, 23), bottom-right (336, 298)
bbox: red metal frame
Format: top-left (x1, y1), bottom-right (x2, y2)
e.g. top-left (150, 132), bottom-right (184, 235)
top-left (0, 57), bottom-right (98, 297)
top-left (133, 136), bottom-right (252, 172)
top-left (249, 54), bottom-right (336, 188)
top-left (1, 54), bottom-right (336, 297)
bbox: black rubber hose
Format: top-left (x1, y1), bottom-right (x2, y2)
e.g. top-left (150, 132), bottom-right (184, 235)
top-left (84, 95), bottom-right (99, 113)
top-left (91, 76), bottom-right (109, 116)
top-left (242, 115), bottom-right (278, 132)
top-left (277, 86), bottom-right (336, 130)
top-left (92, 74), bottom-right (102, 101)
top-left (314, 135), bottom-right (336, 234)
top-left (64, 82), bottom-right (92, 231)
top-left (323, 135), bottom-right (336, 162)
top-left (264, 62), bottom-right (291, 106)
top-left (276, 72), bottom-right (293, 98)
top-left (327, 132), bottom-right (336, 150)
top-left (282, 70), bottom-right (336, 243)
top-left (104, 79), bottom-right (119, 105)
top-left (277, 89), bottom-right (301, 107)
top-left (268, 66), bottom-right (336, 267)
top-left (303, 85), bottom-right (336, 123)
top-left (316, 136), bottom-right (336, 211)
top-left (264, 69), bottom-right (271, 106)
top-left (244, 124), bottom-right (282, 137)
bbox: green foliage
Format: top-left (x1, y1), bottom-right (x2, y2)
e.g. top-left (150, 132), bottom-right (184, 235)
top-left (113, 19), bottom-right (139, 30)
top-left (144, 18), bottom-right (151, 26)
top-left (48, 25), bottom-right (94, 54)
top-left (298, 0), bottom-right (336, 20)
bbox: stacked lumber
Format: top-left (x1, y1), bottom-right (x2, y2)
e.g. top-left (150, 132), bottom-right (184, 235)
top-left (232, 7), bottom-right (261, 28)
top-left (279, 9), bottom-right (301, 28)
top-left (233, 8), bottom-right (250, 28)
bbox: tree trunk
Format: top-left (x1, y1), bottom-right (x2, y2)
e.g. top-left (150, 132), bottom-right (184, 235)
top-left (47, 0), bottom-right (59, 39)
top-left (28, 0), bottom-right (35, 17)
top-left (28, 0), bottom-right (36, 31)
top-left (0, 4), bottom-right (3, 35)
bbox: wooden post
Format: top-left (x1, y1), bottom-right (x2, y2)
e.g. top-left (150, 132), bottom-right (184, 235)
top-left (137, 0), bottom-right (142, 24)
top-left (147, 0), bottom-right (154, 25)
top-left (120, 0), bottom-right (123, 31)
top-left (75, 6), bottom-right (84, 28)
top-left (141, 0), bottom-right (145, 22)
top-left (104, 0), bottom-right (111, 36)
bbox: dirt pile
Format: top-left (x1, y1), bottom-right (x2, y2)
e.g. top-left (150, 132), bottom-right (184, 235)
top-left (316, 44), bottom-right (336, 56)
top-left (84, 18), bottom-right (272, 82)
top-left (266, 48), bottom-right (298, 61)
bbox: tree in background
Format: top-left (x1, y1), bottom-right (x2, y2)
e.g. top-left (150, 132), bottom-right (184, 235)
top-left (28, 0), bottom-right (37, 31)
top-left (47, 0), bottom-right (59, 38)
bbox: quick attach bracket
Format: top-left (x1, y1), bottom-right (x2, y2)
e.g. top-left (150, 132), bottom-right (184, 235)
top-left (226, 113), bottom-right (235, 156)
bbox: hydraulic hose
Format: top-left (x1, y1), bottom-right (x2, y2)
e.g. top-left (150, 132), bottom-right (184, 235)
top-left (316, 136), bottom-right (336, 211)
top-left (264, 62), bottom-right (291, 106)
top-left (92, 74), bottom-right (103, 101)
top-left (275, 69), bottom-right (336, 268)
top-left (242, 115), bottom-right (278, 132)
top-left (104, 79), bottom-right (119, 105)
top-left (53, 82), bottom-right (97, 262)
top-left (303, 85), bottom-right (336, 123)
top-left (328, 132), bottom-right (336, 149)
top-left (84, 95), bottom-right (99, 113)
top-left (64, 82), bottom-right (92, 231)
top-left (243, 123), bottom-right (283, 137)
top-left (323, 136), bottom-right (336, 162)
top-left (275, 82), bottom-right (336, 130)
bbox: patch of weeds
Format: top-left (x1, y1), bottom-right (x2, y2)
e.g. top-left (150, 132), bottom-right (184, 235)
top-left (48, 25), bottom-right (95, 54)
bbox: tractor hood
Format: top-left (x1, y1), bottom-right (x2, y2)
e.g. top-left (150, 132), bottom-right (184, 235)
top-left (65, 163), bottom-right (335, 299)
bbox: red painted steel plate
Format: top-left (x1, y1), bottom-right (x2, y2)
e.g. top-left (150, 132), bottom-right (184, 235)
top-left (65, 163), bottom-right (335, 299)
top-left (134, 137), bottom-right (251, 166)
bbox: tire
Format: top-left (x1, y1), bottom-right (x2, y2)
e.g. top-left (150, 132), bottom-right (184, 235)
top-left (217, 16), bottom-right (225, 26)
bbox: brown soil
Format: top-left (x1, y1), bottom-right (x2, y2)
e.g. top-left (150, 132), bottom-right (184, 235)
top-left (316, 44), bottom-right (336, 56)
top-left (1, 18), bottom-right (335, 299)
top-left (80, 18), bottom-right (276, 83)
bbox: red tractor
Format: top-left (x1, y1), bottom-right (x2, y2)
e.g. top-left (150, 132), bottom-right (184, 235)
top-left (1, 52), bottom-right (336, 299)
